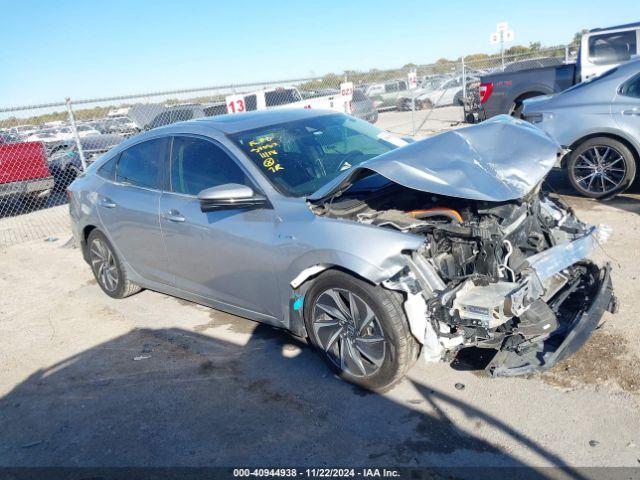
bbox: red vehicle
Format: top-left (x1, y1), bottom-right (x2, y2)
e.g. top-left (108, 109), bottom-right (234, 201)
top-left (0, 135), bottom-right (54, 203)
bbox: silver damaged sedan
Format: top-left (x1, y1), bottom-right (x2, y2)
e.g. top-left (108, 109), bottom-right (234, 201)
top-left (68, 110), bottom-right (617, 391)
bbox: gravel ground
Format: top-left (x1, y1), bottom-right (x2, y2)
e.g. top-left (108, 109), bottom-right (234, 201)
top-left (0, 171), bottom-right (639, 474)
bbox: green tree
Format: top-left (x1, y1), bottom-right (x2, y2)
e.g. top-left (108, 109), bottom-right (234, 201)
top-left (572, 29), bottom-right (588, 45)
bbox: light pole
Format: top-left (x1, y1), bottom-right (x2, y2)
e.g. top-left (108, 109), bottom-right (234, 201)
top-left (490, 22), bottom-right (514, 70)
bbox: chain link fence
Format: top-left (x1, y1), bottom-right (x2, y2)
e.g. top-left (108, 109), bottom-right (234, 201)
top-left (0, 45), bottom-right (571, 247)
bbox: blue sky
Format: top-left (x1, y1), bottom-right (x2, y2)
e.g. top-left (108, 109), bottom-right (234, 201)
top-left (0, 0), bottom-right (637, 107)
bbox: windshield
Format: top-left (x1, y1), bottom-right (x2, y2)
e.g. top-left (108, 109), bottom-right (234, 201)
top-left (230, 114), bottom-right (398, 197)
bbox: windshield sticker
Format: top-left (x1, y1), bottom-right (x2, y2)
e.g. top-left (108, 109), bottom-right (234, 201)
top-left (249, 136), bottom-right (285, 173)
top-left (376, 131), bottom-right (409, 147)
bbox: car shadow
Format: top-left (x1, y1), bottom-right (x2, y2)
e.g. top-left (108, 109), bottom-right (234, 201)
top-left (0, 324), bottom-right (588, 479)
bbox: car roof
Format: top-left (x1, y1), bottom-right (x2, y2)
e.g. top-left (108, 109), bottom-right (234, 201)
top-left (164, 108), bottom-right (338, 135)
top-left (606, 57), bottom-right (640, 77)
top-left (589, 21), bottom-right (640, 33)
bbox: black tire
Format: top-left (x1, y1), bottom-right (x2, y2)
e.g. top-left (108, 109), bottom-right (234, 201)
top-left (419, 99), bottom-right (433, 110)
top-left (87, 229), bottom-right (142, 299)
top-left (453, 91), bottom-right (464, 106)
top-left (567, 137), bottom-right (636, 198)
top-left (304, 270), bottom-right (418, 392)
top-left (510, 102), bottom-right (525, 118)
top-left (509, 92), bottom-right (545, 119)
top-left (396, 98), bottom-right (410, 111)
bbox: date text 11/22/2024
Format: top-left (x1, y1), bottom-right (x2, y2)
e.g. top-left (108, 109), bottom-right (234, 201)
top-left (232, 468), bottom-right (401, 477)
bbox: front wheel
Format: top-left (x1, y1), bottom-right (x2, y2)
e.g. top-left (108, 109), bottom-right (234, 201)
top-left (567, 137), bottom-right (636, 198)
top-left (304, 270), bottom-right (418, 391)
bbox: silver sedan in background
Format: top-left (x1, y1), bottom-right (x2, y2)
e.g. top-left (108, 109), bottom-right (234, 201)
top-left (68, 110), bottom-right (615, 391)
top-left (522, 58), bottom-right (640, 198)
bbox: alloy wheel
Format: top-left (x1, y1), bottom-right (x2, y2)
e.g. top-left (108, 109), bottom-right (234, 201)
top-left (573, 145), bottom-right (627, 195)
top-left (312, 288), bottom-right (387, 378)
top-left (90, 238), bottom-right (119, 292)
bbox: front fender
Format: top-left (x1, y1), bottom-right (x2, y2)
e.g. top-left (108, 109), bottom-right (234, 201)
top-left (281, 224), bottom-right (424, 332)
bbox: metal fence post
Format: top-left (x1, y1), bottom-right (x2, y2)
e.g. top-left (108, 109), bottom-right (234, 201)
top-left (461, 56), bottom-right (466, 104)
top-left (411, 83), bottom-right (416, 136)
top-left (65, 97), bottom-right (87, 171)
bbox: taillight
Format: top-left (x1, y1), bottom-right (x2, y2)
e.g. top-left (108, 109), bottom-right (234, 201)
top-left (479, 82), bottom-right (493, 104)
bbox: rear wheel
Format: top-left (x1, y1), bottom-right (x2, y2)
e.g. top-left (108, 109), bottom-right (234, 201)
top-left (87, 230), bottom-right (142, 298)
top-left (419, 99), bottom-right (433, 110)
top-left (453, 90), bottom-right (464, 106)
top-left (304, 270), bottom-right (418, 391)
top-left (567, 137), bottom-right (636, 198)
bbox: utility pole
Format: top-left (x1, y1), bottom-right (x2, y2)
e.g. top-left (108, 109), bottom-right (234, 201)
top-left (490, 22), bottom-right (514, 70)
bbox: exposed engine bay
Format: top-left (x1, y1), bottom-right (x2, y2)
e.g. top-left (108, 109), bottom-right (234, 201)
top-left (310, 179), bottom-right (617, 376)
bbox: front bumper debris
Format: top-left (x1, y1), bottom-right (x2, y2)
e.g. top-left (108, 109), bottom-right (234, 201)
top-left (486, 263), bottom-right (615, 377)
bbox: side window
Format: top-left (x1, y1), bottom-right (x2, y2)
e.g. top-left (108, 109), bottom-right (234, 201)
top-left (115, 137), bottom-right (168, 189)
top-left (97, 155), bottom-right (118, 180)
top-left (620, 74), bottom-right (640, 99)
top-left (170, 136), bottom-right (249, 196)
top-left (588, 31), bottom-right (637, 65)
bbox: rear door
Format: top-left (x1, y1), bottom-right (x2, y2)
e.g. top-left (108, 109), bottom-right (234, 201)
top-left (96, 137), bottom-right (172, 285)
top-left (612, 72), bottom-right (640, 145)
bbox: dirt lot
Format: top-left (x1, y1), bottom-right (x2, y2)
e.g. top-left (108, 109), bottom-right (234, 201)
top-left (0, 171), bottom-right (639, 472)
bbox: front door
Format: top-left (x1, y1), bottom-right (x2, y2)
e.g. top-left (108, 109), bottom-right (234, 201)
top-left (159, 135), bottom-right (281, 319)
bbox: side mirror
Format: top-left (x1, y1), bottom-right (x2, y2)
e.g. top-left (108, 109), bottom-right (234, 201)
top-left (197, 183), bottom-right (268, 212)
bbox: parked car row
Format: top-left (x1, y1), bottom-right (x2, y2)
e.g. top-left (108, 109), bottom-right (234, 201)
top-left (396, 75), bottom-right (479, 111)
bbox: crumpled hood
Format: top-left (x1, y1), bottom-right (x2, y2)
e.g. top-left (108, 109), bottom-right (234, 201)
top-left (309, 115), bottom-right (561, 203)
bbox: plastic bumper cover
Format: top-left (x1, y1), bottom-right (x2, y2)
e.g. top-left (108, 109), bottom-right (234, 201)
top-left (487, 263), bottom-right (615, 377)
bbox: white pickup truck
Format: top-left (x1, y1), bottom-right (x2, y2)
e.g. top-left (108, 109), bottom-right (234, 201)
top-left (478, 21), bottom-right (640, 118)
top-left (225, 84), bottom-right (353, 115)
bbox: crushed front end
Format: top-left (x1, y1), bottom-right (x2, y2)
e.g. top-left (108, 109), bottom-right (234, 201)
top-left (309, 116), bottom-right (617, 376)
top-left (313, 186), bottom-right (617, 376)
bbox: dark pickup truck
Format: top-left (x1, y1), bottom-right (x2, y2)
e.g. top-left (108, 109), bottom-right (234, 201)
top-left (476, 22), bottom-right (640, 119)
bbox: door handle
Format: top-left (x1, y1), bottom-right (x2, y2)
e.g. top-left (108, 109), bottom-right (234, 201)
top-left (163, 209), bottom-right (185, 223)
top-left (97, 197), bottom-right (116, 208)
top-left (621, 109), bottom-right (640, 116)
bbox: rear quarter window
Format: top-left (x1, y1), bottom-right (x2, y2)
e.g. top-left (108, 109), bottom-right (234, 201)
top-left (620, 73), bottom-right (640, 98)
top-left (97, 155), bottom-right (118, 181)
